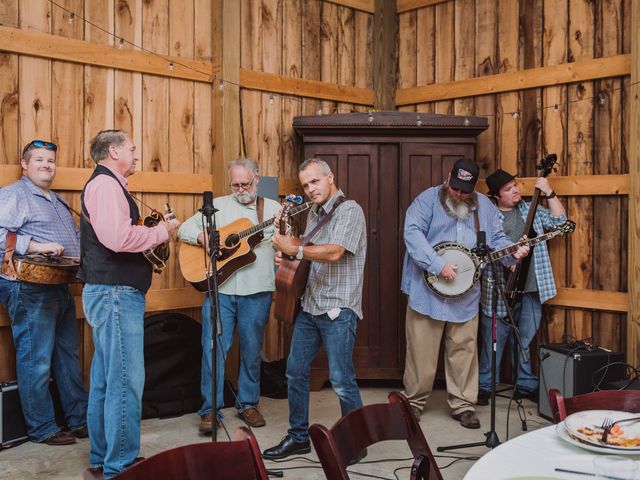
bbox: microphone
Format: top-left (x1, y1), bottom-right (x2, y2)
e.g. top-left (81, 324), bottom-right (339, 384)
top-left (200, 191), bottom-right (217, 217)
top-left (473, 230), bottom-right (489, 256)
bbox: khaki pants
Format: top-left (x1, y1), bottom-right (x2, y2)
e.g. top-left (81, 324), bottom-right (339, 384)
top-left (402, 306), bottom-right (479, 415)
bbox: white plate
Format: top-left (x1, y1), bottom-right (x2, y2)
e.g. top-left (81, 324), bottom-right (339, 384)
top-left (564, 410), bottom-right (640, 450)
top-left (556, 423), bottom-right (640, 456)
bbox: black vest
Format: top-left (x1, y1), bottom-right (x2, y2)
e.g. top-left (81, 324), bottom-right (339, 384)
top-left (78, 165), bottom-right (152, 293)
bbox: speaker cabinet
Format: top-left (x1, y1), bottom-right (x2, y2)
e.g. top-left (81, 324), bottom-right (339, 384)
top-left (0, 382), bottom-right (28, 447)
top-left (538, 344), bottom-right (625, 420)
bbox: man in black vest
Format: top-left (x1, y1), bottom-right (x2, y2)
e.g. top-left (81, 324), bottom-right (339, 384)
top-left (78, 130), bottom-right (180, 479)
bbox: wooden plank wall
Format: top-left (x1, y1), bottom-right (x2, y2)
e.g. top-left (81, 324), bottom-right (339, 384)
top-left (0, 0), bottom-right (213, 384)
top-left (397, 0), bottom-right (631, 353)
top-left (238, 0), bottom-right (373, 358)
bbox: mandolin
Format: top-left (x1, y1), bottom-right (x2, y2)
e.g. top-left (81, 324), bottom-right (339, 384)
top-left (142, 203), bottom-right (175, 274)
top-left (179, 200), bottom-right (312, 291)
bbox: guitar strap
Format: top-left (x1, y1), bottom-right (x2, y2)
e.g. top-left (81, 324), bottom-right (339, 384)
top-left (302, 196), bottom-right (347, 246)
top-left (473, 208), bottom-right (480, 234)
top-left (2, 231), bottom-right (18, 279)
top-left (257, 196), bottom-right (264, 224)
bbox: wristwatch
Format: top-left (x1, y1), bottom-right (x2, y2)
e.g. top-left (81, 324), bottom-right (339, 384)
top-left (546, 190), bottom-right (557, 199)
top-left (295, 245), bottom-right (304, 260)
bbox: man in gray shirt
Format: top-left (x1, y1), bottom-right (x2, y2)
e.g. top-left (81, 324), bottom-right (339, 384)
top-left (263, 158), bottom-right (367, 461)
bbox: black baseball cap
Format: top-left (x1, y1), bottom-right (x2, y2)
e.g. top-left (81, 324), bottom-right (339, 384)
top-left (486, 168), bottom-right (516, 196)
top-left (449, 159), bottom-right (479, 193)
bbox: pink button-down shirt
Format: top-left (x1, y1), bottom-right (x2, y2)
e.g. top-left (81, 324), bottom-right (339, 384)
top-left (83, 165), bottom-right (168, 253)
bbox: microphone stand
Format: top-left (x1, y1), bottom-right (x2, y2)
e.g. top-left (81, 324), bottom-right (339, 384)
top-left (437, 245), bottom-right (526, 452)
top-left (201, 201), bottom-right (222, 443)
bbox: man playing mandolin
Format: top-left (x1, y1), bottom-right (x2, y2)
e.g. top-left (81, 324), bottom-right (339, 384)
top-left (78, 130), bottom-right (180, 479)
top-left (0, 140), bottom-right (88, 446)
top-left (178, 157), bottom-right (280, 434)
top-left (263, 158), bottom-right (367, 461)
top-left (477, 169), bottom-right (566, 406)
top-left (401, 159), bottom-right (529, 429)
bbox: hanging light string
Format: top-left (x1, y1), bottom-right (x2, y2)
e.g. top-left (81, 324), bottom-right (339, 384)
top-left (10, 1), bottom-right (631, 121)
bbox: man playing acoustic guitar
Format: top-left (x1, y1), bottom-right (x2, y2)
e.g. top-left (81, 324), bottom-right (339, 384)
top-left (178, 157), bottom-right (280, 433)
top-left (401, 159), bottom-right (529, 429)
top-left (0, 140), bottom-right (88, 446)
top-left (263, 158), bottom-right (367, 461)
top-left (79, 130), bottom-right (180, 479)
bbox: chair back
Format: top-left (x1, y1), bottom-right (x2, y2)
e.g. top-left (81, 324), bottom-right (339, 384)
top-left (549, 388), bottom-right (640, 423)
top-left (309, 391), bottom-right (443, 480)
top-left (109, 427), bottom-right (269, 480)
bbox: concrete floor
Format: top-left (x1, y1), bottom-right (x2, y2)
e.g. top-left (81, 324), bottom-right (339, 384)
top-left (0, 385), bottom-right (549, 480)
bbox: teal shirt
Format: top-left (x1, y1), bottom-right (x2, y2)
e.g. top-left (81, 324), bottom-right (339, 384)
top-left (178, 194), bottom-right (280, 296)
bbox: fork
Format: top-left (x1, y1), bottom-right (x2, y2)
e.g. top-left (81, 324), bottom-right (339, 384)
top-left (600, 415), bottom-right (640, 443)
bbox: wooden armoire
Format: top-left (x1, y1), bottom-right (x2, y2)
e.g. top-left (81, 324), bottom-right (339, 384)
top-left (293, 111), bottom-right (488, 389)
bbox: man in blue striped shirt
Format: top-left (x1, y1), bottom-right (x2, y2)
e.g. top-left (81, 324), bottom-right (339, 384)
top-left (0, 141), bottom-right (87, 446)
top-left (477, 169), bottom-right (566, 405)
top-left (401, 159), bottom-right (529, 429)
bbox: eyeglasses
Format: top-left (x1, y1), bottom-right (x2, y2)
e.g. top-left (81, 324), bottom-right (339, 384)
top-left (229, 176), bottom-right (256, 191)
top-left (22, 140), bottom-right (57, 157)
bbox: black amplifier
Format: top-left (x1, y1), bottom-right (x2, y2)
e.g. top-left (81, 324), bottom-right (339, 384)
top-left (0, 381), bottom-right (28, 448)
top-left (538, 343), bottom-right (625, 420)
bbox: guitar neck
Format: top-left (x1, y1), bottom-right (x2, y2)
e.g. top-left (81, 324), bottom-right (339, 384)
top-left (488, 230), bottom-right (560, 262)
top-left (239, 201), bottom-right (313, 239)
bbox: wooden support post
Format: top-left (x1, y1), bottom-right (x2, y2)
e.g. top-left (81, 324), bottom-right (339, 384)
top-left (373, 0), bottom-right (397, 110)
top-left (212, 0), bottom-right (241, 195)
top-left (628, 0), bottom-right (640, 367)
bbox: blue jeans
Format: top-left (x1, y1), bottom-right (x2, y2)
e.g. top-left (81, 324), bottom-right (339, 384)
top-left (82, 284), bottom-right (145, 479)
top-left (479, 293), bottom-right (542, 393)
top-left (0, 278), bottom-right (87, 442)
top-left (199, 291), bottom-right (272, 417)
top-left (286, 308), bottom-right (362, 443)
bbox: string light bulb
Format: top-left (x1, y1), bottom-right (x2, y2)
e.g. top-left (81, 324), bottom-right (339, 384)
top-left (117, 37), bottom-right (125, 49)
top-left (269, 94), bottom-right (274, 105)
top-left (463, 117), bottom-right (470, 126)
top-left (597, 92), bottom-right (606, 106)
top-left (416, 115), bottom-right (422, 126)
top-left (368, 112), bottom-right (374, 123)
top-left (168, 62), bottom-right (174, 72)
top-left (510, 112), bottom-right (519, 119)
top-left (316, 108), bottom-right (323, 116)
top-left (68, 12), bottom-right (75, 24)
top-left (218, 79), bottom-right (224, 92)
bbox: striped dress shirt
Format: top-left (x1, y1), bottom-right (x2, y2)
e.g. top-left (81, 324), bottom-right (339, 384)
top-left (401, 184), bottom-right (516, 323)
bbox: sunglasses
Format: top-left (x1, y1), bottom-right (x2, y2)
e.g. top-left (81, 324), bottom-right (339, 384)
top-left (22, 140), bottom-right (58, 157)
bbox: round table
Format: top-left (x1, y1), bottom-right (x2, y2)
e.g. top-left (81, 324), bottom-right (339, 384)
top-left (464, 424), bottom-right (640, 479)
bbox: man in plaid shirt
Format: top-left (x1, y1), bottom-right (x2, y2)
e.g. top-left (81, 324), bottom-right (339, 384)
top-left (477, 169), bottom-right (566, 405)
top-left (0, 140), bottom-right (88, 446)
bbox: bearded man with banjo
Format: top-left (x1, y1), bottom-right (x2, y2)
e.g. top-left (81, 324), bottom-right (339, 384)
top-left (401, 159), bottom-right (530, 430)
top-left (0, 140), bottom-right (88, 446)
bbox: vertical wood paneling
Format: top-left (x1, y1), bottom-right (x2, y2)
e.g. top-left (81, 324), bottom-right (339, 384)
top-left (240, 0), bottom-right (262, 160)
top-left (434, 1), bottom-right (453, 115)
top-left (398, 11), bottom-right (416, 113)
top-left (261, 0), bottom-right (281, 176)
top-left (593, 0), bottom-right (624, 351)
top-left (0, 2), bottom-right (19, 165)
top-left (566, 0), bottom-right (595, 342)
top-left (337, 6), bottom-right (355, 114)
top-left (543, 0), bottom-right (569, 343)
top-left (415, 6), bottom-right (434, 113)
top-left (282, 0), bottom-right (302, 179)
top-left (474, 0), bottom-right (495, 176)
top-left (320, 2), bottom-right (339, 114)
top-left (453, 0), bottom-right (474, 117)
top-left (301, 0), bottom-right (321, 117)
top-left (194, 0), bottom-right (213, 177)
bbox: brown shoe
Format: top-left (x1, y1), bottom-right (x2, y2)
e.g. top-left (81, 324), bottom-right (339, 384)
top-left (452, 410), bottom-right (480, 429)
top-left (239, 407), bottom-right (266, 428)
top-left (199, 413), bottom-right (221, 434)
top-left (43, 430), bottom-right (76, 446)
top-left (71, 426), bottom-right (89, 439)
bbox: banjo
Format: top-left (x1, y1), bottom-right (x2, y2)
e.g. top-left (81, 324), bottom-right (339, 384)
top-left (423, 220), bottom-right (575, 298)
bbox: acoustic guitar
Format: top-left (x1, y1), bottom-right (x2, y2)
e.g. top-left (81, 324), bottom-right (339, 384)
top-left (274, 203), bottom-right (311, 325)
top-left (179, 201), bottom-right (312, 291)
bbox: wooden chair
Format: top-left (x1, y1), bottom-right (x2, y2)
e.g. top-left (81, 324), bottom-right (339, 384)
top-left (84, 427), bottom-right (269, 480)
top-left (549, 388), bottom-right (640, 424)
top-left (309, 391), bottom-right (443, 480)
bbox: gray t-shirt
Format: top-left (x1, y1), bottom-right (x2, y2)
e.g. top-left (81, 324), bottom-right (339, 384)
top-left (501, 208), bottom-right (538, 293)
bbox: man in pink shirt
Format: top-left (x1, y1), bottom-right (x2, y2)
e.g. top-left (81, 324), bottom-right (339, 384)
top-left (78, 130), bottom-right (180, 479)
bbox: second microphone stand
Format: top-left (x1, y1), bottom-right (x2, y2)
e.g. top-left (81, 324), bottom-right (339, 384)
top-left (201, 203), bottom-right (223, 443)
top-left (437, 246), bottom-right (526, 452)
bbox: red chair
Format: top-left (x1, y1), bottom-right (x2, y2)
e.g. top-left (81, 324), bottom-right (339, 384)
top-left (549, 388), bottom-right (640, 424)
top-left (309, 391), bottom-right (443, 480)
top-left (84, 427), bottom-right (269, 480)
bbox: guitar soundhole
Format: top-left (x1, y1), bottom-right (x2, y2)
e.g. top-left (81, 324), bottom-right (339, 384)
top-left (225, 234), bottom-right (240, 248)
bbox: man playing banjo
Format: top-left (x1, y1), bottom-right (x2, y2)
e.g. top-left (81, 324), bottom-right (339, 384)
top-left (401, 159), bottom-right (529, 429)
top-left (0, 140), bottom-right (88, 446)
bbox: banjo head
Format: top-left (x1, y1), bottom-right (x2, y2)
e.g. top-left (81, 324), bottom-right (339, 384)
top-left (423, 242), bottom-right (479, 298)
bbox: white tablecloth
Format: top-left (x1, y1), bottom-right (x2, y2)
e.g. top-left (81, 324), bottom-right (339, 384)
top-left (464, 425), bottom-right (640, 479)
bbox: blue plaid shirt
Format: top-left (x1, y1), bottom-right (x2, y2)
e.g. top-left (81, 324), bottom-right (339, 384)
top-left (0, 177), bottom-right (80, 279)
top-left (480, 201), bottom-right (567, 317)
top-left (402, 184), bottom-right (516, 323)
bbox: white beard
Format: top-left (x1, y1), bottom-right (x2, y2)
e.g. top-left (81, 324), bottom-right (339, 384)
top-left (234, 191), bottom-right (255, 205)
top-left (439, 186), bottom-right (477, 219)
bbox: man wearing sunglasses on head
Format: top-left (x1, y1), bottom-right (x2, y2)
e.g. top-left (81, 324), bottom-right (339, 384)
top-left (400, 159), bottom-right (530, 429)
top-left (179, 157), bottom-right (280, 434)
top-left (0, 140), bottom-right (88, 446)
